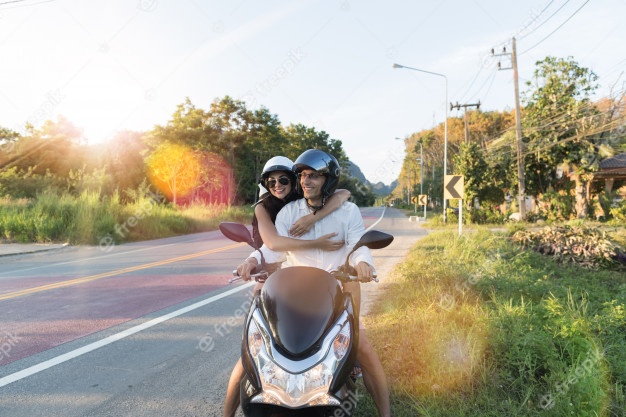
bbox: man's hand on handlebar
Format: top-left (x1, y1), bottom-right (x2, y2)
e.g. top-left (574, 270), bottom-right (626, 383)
top-left (237, 257), bottom-right (258, 281)
top-left (355, 261), bottom-right (374, 282)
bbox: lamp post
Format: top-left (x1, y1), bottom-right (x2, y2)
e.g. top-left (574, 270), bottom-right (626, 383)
top-left (393, 63), bottom-right (448, 221)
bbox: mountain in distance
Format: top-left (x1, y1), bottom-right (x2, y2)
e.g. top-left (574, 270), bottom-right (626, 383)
top-left (347, 160), bottom-right (397, 196)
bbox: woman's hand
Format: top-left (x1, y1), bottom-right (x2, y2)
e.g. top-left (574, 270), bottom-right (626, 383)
top-left (314, 233), bottom-right (344, 251)
top-left (289, 214), bottom-right (316, 237)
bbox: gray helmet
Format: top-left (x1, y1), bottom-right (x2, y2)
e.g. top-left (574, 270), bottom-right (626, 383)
top-left (293, 149), bottom-right (341, 199)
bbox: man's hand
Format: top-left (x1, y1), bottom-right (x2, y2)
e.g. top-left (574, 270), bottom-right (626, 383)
top-left (354, 261), bottom-right (374, 282)
top-left (236, 257), bottom-right (258, 281)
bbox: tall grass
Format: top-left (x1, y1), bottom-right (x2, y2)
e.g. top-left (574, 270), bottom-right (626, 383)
top-left (357, 230), bottom-right (626, 416)
top-left (0, 192), bottom-right (253, 244)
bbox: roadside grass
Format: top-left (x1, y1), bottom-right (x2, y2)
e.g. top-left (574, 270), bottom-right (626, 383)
top-left (356, 229), bottom-right (626, 416)
top-left (0, 192), bottom-right (253, 245)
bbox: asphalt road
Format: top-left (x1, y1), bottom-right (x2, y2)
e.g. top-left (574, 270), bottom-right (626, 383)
top-left (0, 207), bottom-right (427, 417)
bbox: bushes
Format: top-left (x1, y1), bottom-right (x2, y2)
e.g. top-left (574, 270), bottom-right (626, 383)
top-left (0, 190), bottom-right (253, 245)
top-left (610, 199), bottom-right (626, 222)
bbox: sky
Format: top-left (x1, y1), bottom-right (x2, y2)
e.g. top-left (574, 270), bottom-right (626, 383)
top-left (0, 0), bottom-right (625, 185)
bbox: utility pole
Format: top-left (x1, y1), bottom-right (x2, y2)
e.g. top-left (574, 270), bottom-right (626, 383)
top-left (492, 37), bottom-right (526, 219)
top-left (450, 101), bottom-right (481, 144)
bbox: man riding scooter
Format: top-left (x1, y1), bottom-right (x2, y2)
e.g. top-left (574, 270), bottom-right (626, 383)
top-left (235, 149), bottom-right (391, 417)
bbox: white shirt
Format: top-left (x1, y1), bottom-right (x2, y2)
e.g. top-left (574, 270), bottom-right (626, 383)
top-left (254, 199), bottom-right (374, 272)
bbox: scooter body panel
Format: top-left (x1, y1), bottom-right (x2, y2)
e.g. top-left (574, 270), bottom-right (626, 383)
top-left (240, 267), bottom-right (359, 416)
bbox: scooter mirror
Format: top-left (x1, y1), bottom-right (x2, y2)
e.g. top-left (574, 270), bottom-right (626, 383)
top-left (219, 222), bottom-right (256, 248)
top-left (342, 230), bottom-right (394, 272)
top-left (354, 230), bottom-right (394, 251)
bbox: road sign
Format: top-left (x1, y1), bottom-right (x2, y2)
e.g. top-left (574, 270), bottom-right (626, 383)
top-left (444, 175), bottom-right (464, 200)
top-left (411, 196), bottom-right (417, 204)
top-left (418, 194), bottom-right (427, 206)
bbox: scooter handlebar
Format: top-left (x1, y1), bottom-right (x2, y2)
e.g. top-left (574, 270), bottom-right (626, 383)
top-left (229, 269), bottom-right (269, 284)
top-left (332, 271), bottom-right (379, 283)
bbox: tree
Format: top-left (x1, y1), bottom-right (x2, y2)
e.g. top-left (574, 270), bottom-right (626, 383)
top-left (98, 130), bottom-right (148, 196)
top-left (522, 56), bottom-right (604, 218)
top-left (145, 142), bottom-right (202, 205)
top-left (453, 142), bottom-right (496, 210)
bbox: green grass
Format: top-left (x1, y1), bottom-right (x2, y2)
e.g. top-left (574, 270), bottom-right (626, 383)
top-left (0, 192), bottom-right (253, 245)
top-left (356, 229), bottom-right (626, 417)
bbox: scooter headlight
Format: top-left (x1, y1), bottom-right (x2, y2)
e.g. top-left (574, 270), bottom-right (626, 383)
top-left (249, 320), bottom-right (351, 407)
top-left (247, 319), bottom-right (264, 358)
top-left (333, 322), bottom-right (351, 360)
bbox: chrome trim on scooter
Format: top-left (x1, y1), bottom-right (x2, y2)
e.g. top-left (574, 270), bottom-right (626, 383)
top-left (250, 308), bottom-right (349, 372)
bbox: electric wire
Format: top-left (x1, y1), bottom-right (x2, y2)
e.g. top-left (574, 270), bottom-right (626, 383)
top-left (517, 0), bottom-right (565, 42)
top-left (0, 0), bottom-right (55, 8)
top-left (520, 0), bottom-right (591, 55)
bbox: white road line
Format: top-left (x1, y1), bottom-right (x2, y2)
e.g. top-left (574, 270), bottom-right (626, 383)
top-left (365, 207), bottom-right (386, 231)
top-left (0, 282), bottom-right (255, 388)
top-left (0, 242), bottom-right (182, 276)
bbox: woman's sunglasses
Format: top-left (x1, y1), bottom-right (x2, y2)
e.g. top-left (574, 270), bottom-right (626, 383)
top-left (265, 176), bottom-right (291, 189)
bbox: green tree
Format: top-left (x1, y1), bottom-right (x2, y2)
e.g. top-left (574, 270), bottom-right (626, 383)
top-left (453, 142), bottom-right (497, 210)
top-left (522, 56), bottom-right (605, 218)
top-left (281, 124), bottom-right (348, 165)
top-left (98, 130), bottom-right (148, 197)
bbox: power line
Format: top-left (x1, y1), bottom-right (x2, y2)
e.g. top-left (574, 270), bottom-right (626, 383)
top-left (0, 0), bottom-right (56, 8)
top-left (517, 0), bottom-right (565, 42)
top-left (520, 0), bottom-right (591, 55)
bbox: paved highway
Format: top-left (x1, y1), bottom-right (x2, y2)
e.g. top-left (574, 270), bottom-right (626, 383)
top-left (0, 207), bottom-right (426, 417)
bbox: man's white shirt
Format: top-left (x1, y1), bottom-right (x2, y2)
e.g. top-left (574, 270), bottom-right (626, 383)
top-left (253, 199), bottom-right (373, 272)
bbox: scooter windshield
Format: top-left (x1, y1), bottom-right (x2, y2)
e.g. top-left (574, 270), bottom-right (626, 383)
top-left (260, 266), bottom-right (342, 357)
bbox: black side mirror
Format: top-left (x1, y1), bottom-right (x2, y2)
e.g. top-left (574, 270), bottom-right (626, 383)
top-left (219, 222), bottom-right (257, 249)
top-left (353, 230), bottom-right (394, 252)
top-left (344, 230), bottom-right (394, 271)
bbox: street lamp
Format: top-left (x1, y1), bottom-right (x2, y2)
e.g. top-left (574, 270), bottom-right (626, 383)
top-left (393, 63), bottom-right (449, 221)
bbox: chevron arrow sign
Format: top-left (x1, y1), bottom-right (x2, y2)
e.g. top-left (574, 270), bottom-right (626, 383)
top-left (444, 175), bottom-right (464, 200)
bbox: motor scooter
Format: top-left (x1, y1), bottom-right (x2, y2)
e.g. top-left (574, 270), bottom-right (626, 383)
top-left (219, 222), bottom-right (393, 417)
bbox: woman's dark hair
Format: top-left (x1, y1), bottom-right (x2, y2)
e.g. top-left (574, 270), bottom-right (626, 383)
top-left (252, 182), bottom-right (301, 248)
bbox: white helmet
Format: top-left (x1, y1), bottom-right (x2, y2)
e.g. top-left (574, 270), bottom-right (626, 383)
top-left (254, 156), bottom-right (296, 206)
top-left (261, 156), bottom-right (294, 180)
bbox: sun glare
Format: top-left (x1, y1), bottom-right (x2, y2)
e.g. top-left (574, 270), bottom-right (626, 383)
top-left (146, 143), bottom-right (234, 205)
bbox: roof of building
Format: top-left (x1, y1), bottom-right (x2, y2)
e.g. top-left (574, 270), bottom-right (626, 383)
top-left (600, 152), bottom-right (626, 170)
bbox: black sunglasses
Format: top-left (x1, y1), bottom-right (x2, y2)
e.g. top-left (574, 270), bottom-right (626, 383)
top-left (265, 176), bottom-right (291, 189)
